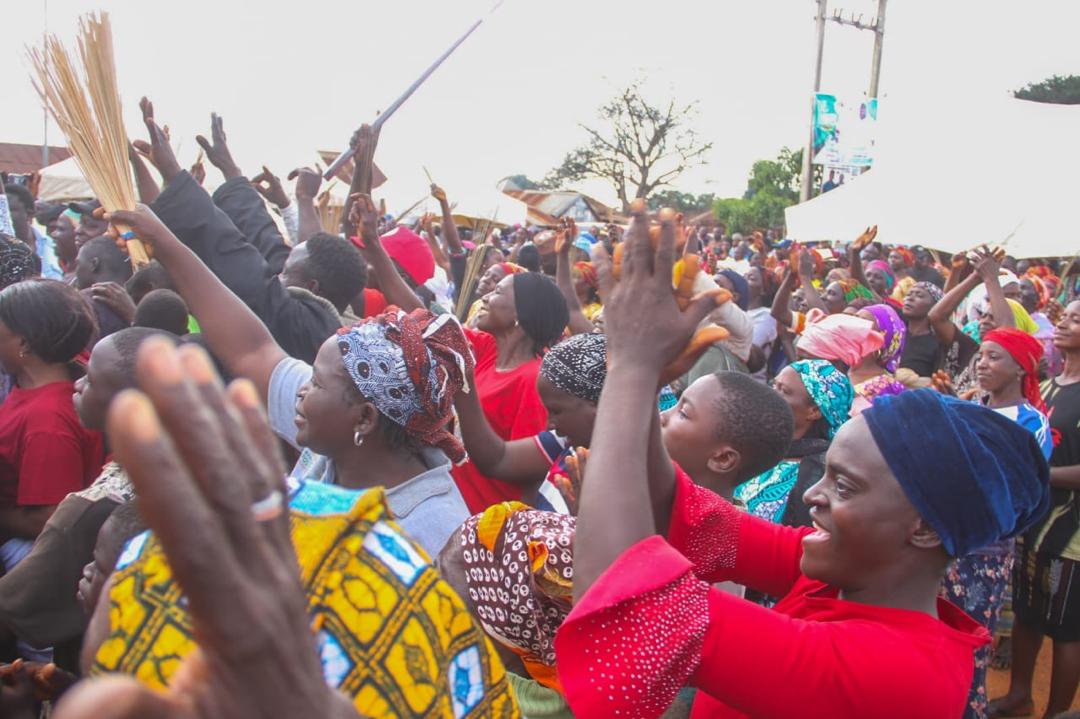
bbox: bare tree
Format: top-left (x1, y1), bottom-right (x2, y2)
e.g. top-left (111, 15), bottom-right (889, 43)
top-left (545, 81), bottom-right (712, 212)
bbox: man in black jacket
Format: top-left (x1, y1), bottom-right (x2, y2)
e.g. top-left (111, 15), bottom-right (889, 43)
top-left (138, 104), bottom-right (364, 363)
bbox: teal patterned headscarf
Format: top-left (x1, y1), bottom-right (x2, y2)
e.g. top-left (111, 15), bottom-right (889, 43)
top-left (790, 360), bottom-right (855, 438)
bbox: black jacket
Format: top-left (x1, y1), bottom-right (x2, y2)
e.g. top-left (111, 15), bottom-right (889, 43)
top-left (212, 176), bottom-right (291, 275)
top-left (151, 171), bottom-right (339, 363)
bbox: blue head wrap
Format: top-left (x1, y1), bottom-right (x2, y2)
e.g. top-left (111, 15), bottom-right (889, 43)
top-left (574, 232), bottom-right (597, 255)
top-left (718, 269), bottom-right (750, 311)
top-left (789, 360), bottom-right (854, 439)
top-left (863, 389), bottom-right (1050, 558)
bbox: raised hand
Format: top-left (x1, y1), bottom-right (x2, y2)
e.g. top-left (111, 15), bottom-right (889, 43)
top-left (287, 167), bottom-right (323, 203)
top-left (250, 166), bottom-right (289, 208)
top-left (132, 97), bottom-right (182, 183)
top-left (593, 205), bottom-right (721, 373)
top-left (555, 217), bottom-right (577, 255)
top-left (930, 370), bottom-right (955, 396)
top-left (971, 246), bottom-right (1002, 283)
top-left (101, 204), bottom-right (179, 259)
top-left (190, 154), bottom-right (206, 186)
top-left (90, 282), bottom-right (137, 326)
top-left (430, 184), bottom-right (448, 204)
top-left (52, 340), bottom-right (360, 719)
top-left (852, 225), bottom-right (878, 251)
top-left (347, 193), bottom-right (380, 250)
top-left (195, 113), bottom-right (242, 181)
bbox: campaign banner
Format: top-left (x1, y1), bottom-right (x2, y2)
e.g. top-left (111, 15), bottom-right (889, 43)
top-left (812, 93), bottom-right (878, 168)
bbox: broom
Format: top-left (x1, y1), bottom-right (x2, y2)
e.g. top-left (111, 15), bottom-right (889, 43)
top-left (316, 181), bottom-right (345, 235)
top-left (28, 12), bottom-right (149, 268)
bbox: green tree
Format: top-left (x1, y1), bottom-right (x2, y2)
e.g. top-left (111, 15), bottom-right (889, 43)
top-left (501, 174), bottom-right (547, 191)
top-left (1014, 75), bottom-right (1080, 105)
top-left (545, 80), bottom-right (712, 212)
top-left (647, 189), bottom-right (717, 215)
top-left (713, 147), bottom-right (806, 234)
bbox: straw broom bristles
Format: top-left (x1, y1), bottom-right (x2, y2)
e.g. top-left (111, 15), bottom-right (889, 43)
top-left (316, 186), bottom-right (346, 236)
top-left (28, 12), bottom-right (149, 268)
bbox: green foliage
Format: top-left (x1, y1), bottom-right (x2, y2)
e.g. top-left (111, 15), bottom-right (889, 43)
top-left (713, 147), bottom-right (805, 234)
top-left (647, 189), bottom-right (717, 214)
top-left (1014, 75), bottom-right (1080, 105)
top-left (502, 174), bottom-right (546, 191)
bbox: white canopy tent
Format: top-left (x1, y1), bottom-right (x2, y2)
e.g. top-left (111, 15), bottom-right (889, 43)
top-left (785, 92), bottom-right (1080, 259)
top-left (37, 156), bottom-right (93, 202)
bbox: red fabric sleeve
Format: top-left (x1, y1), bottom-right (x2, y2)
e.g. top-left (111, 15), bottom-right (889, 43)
top-left (555, 536), bottom-right (710, 719)
top-left (666, 465), bottom-right (809, 597)
top-left (17, 432), bottom-right (90, 506)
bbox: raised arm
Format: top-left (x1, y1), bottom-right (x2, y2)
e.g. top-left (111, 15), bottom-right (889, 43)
top-left (289, 167), bottom-right (323, 246)
top-left (215, 165), bottom-right (292, 274)
top-left (928, 268), bottom-right (981, 348)
top-left (771, 267), bottom-right (797, 328)
top-left (128, 143), bottom-right (160, 204)
top-left (431, 185), bottom-right (464, 256)
top-left (847, 226), bottom-right (877, 295)
top-left (573, 206), bottom-right (717, 600)
top-left (104, 204), bottom-right (285, 399)
top-left (452, 370), bottom-right (552, 486)
top-left (796, 248), bottom-right (829, 314)
top-left (555, 219), bottom-right (595, 335)
top-left (349, 193), bottom-right (424, 313)
top-left (137, 107), bottom-right (338, 363)
top-left (420, 214), bottom-right (451, 274)
top-left (978, 252), bottom-right (1015, 330)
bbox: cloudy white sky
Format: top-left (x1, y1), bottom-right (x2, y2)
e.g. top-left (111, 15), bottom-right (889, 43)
top-left (6, 0), bottom-right (1079, 212)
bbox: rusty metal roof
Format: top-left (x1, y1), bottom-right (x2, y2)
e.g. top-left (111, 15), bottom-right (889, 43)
top-left (0, 143), bottom-right (71, 174)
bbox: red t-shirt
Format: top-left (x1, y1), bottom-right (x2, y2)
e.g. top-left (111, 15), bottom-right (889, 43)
top-left (452, 328), bottom-right (548, 513)
top-left (0, 382), bottom-right (106, 508)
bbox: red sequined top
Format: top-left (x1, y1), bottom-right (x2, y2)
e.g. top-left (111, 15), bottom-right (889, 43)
top-left (555, 466), bottom-right (988, 719)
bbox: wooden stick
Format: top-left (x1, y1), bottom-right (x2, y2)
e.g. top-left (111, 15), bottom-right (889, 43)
top-left (323, 2), bottom-right (504, 181)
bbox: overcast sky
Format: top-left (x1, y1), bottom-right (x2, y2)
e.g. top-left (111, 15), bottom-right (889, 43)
top-left (6, 0), bottom-right (1079, 211)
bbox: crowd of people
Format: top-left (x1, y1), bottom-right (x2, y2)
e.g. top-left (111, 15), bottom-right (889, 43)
top-left (0, 96), bottom-right (1077, 719)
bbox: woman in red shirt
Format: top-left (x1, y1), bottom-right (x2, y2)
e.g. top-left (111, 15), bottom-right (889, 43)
top-left (454, 271), bottom-right (569, 512)
top-left (0, 279), bottom-right (105, 569)
top-left (557, 209), bottom-right (1051, 719)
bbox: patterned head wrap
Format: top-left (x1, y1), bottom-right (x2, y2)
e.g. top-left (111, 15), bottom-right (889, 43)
top-left (539, 332), bottom-right (607, 404)
top-left (461, 502), bottom-right (575, 694)
top-left (864, 304), bottom-right (907, 373)
top-left (866, 260), bottom-right (895, 291)
top-left (0, 237), bottom-right (37, 290)
top-left (789, 360), bottom-right (855, 438)
top-left (572, 261), bottom-right (599, 292)
top-left (336, 308), bottom-right (474, 462)
top-left (836, 279), bottom-right (875, 304)
top-left (914, 281), bottom-right (944, 304)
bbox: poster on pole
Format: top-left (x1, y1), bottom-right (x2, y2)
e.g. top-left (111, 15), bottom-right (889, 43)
top-left (812, 93), bottom-right (878, 168)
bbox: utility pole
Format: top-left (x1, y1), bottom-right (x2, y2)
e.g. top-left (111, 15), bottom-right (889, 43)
top-left (868, 0), bottom-right (887, 99)
top-left (42, 0), bottom-right (49, 168)
top-left (798, 0), bottom-right (887, 203)
top-left (799, 0), bottom-right (828, 203)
